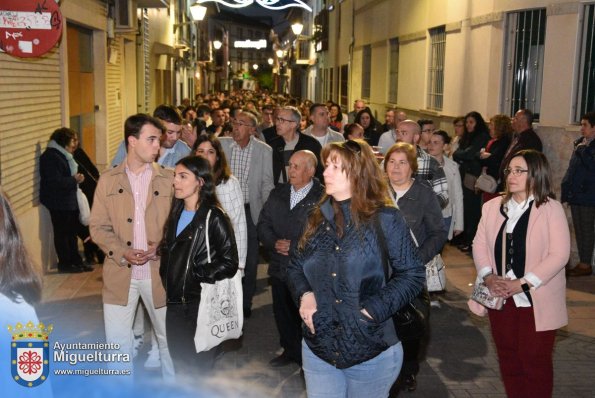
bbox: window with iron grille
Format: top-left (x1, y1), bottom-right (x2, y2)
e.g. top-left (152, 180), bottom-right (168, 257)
top-left (427, 26), bottom-right (445, 111)
top-left (362, 45), bottom-right (371, 99)
top-left (502, 9), bottom-right (546, 120)
top-left (575, 3), bottom-right (595, 121)
top-left (388, 38), bottom-right (399, 104)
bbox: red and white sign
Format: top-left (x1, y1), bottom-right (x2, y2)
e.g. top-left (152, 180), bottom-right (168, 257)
top-left (0, 0), bottom-right (63, 58)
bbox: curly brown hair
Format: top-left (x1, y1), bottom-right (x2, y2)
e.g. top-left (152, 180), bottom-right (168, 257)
top-left (490, 114), bottom-right (513, 140)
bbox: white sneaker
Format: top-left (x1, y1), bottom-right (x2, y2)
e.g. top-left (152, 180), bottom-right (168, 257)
top-left (144, 347), bottom-right (161, 369)
top-left (132, 335), bottom-right (144, 358)
top-left (430, 300), bottom-right (441, 308)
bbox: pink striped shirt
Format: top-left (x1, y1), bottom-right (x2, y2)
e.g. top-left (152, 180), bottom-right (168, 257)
top-left (125, 163), bottom-right (153, 280)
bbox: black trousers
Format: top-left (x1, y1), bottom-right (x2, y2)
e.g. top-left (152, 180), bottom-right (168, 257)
top-left (571, 204), bottom-right (595, 264)
top-left (270, 276), bottom-right (302, 364)
top-left (243, 204), bottom-right (260, 311)
top-left (462, 186), bottom-right (482, 244)
top-left (49, 210), bottom-right (83, 267)
top-left (166, 301), bottom-right (217, 378)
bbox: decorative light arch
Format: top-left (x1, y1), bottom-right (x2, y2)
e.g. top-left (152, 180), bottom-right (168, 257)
top-left (196, 0), bottom-right (312, 12)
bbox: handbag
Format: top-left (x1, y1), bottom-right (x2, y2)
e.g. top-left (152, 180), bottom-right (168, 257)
top-left (76, 188), bottom-right (91, 226)
top-left (463, 173), bottom-right (478, 191)
top-left (475, 171), bottom-right (498, 193)
top-left (407, 229), bottom-right (446, 293)
top-left (373, 216), bottom-right (427, 341)
top-left (469, 224), bottom-right (506, 310)
top-left (425, 254), bottom-right (446, 292)
top-left (194, 209), bottom-right (244, 353)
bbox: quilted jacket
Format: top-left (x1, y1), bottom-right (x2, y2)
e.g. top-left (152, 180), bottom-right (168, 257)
top-left (287, 199), bottom-right (425, 368)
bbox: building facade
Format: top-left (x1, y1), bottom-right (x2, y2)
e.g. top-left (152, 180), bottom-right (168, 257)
top-left (319, 0), bottom-right (593, 264)
top-left (0, 0), bottom-right (198, 272)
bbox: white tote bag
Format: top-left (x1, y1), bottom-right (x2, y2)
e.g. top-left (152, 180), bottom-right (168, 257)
top-left (194, 209), bottom-right (243, 353)
top-left (76, 188), bottom-right (91, 226)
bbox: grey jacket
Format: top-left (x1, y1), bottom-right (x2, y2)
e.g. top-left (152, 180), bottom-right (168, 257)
top-left (220, 136), bottom-right (275, 222)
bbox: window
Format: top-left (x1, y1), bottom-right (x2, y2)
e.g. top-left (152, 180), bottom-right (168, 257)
top-left (427, 26), bottom-right (445, 111)
top-left (329, 67), bottom-right (334, 101)
top-left (388, 38), bottom-right (399, 104)
top-left (362, 45), bottom-right (371, 99)
top-left (340, 64), bottom-right (349, 108)
top-left (575, 3), bottom-right (595, 120)
top-left (502, 9), bottom-right (546, 120)
top-left (320, 68), bottom-right (329, 102)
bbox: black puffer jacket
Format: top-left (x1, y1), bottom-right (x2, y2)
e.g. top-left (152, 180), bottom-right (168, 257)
top-left (287, 199), bottom-right (425, 369)
top-left (159, 204), bottom-right (238, 304)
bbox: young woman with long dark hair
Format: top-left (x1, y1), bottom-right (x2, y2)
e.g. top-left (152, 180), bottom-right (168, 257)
top-left (158, 156), bottom-right (238, 377)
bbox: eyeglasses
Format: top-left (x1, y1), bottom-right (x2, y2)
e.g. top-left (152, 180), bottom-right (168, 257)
top-left (503, 168), bottom-right (529, 176)
top-left (275, 117), bottom-right (296, 125)
top-left (343, 140), bottom-right (361, 155)
top-left (231, 119), bottom-right (252, 128)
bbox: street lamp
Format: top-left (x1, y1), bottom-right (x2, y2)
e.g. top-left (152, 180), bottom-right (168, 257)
top-left (291, 22), bottom-right (304, 36)
top-left (276, 49), bottom-right (284, 59)
top-left (253, 64), bottom-right (259, 71)
top-left (174, 3), bottom-right (207, 33)
top-left (267, 58), bottom-right (274, 65)
top-left (213, 40), bottom-right (222, 50)
top-left (190, 3), bottom-right (207, 21)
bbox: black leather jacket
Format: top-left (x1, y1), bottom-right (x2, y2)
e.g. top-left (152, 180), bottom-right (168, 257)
top-left (159, 204), bottom-right (238, 304)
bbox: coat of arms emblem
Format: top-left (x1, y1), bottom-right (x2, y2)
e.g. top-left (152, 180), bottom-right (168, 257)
top-left (8, 321), bottom-right (53, 387)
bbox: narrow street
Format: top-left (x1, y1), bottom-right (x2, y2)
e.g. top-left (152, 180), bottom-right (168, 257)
top-left (37, 245), bottom-right (595, 397)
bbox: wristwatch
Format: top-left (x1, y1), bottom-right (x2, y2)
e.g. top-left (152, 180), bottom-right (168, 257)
top-left (521, 281), bottom-right (530, 294)
top-left (119, 256), bottom-right (128, 267)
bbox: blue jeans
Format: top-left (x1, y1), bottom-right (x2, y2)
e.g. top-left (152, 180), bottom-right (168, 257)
top-left (443, 216), bottom-right (452, 235)
top-left (302, 340), bottom-right (402, 398)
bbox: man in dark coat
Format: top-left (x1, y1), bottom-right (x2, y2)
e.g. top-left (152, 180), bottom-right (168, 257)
top-left (269, 106), bottom-right (323, 184)
top-left (562, 111), bottom-right (595, 276)
top-left (498, 108), bottom-right (543, 185)
top-left (257, 150), bottom-right (324, 367)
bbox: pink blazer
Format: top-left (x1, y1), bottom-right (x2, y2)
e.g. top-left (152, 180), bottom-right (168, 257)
top-left (470, 196), bottom-right (570, 331)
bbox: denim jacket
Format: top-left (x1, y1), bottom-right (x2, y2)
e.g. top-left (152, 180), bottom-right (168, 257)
top-left (287, 199), bottom-right (425, 368)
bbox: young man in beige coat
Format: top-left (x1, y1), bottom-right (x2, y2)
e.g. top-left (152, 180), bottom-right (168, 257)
top-left (90, 113), bottom-right (175, 379)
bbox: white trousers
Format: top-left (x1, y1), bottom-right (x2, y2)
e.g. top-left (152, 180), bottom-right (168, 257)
top-left (104, 279), bottom-right (175, 380)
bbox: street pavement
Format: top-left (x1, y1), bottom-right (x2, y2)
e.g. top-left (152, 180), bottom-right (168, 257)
top-left (36, 245), bottom-right (595, 397)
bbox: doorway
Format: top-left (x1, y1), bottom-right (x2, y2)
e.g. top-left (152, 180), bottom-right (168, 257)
top-left (67, 24), bottom-right (96, 162)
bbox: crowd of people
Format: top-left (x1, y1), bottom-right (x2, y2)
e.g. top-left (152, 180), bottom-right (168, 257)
top-left (10, 88), bottom-right (592, 396)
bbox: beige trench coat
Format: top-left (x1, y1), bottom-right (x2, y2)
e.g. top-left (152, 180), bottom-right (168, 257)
top-left (90, 162), bottom-right (174, 308)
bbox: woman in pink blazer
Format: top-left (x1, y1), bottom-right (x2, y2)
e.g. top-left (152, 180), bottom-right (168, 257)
top-left (469, 150), bottom-right (570, 397)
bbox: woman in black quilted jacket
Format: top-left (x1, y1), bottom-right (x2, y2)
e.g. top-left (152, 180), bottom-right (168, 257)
top-left (288, 140), bottom-right (425, 397)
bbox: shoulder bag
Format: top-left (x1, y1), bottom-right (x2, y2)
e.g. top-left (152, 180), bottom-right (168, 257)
top-left (373, 216), bottom-right (427, 341)
top-left (463, 173), bottom-right (478, 191)
top-left (194, 209), bottom-right (244, 353)
top-left (469, 224), bottom-right (506, 310)
top-left (408, 230), bottom-right (446, 292)
top-left (475, 170), bottom-right (498, 193)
